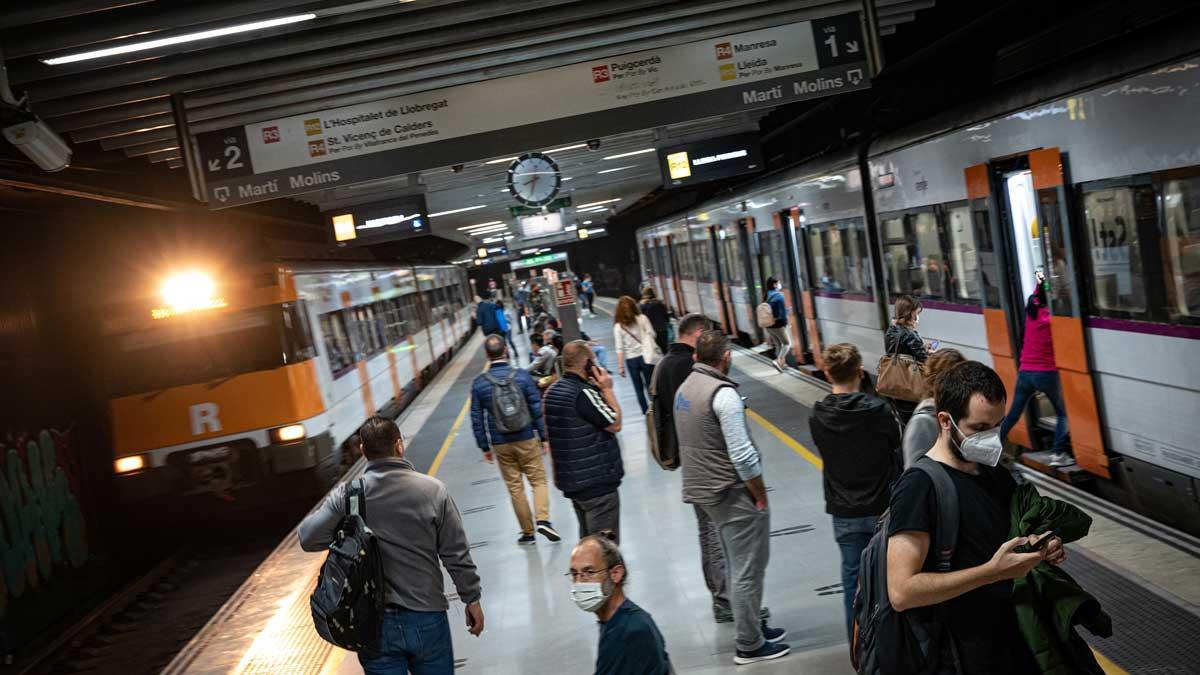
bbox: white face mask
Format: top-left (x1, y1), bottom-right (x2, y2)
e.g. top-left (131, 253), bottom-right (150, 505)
top-left (950, 416), bottom-right (1004, 467)
top-left (571, 581), bottom-right (608, 612)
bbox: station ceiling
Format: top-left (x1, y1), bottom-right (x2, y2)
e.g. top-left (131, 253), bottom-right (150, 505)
top-left (4, 0), bottom-right (935, 246)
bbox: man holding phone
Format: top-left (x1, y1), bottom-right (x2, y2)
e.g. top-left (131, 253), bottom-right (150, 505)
top-left (886, 361), bottom-right (1066, 674)
top-left (543, 340), bottom-right (626, 541)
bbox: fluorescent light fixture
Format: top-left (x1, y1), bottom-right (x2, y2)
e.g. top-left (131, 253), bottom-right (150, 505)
top-left (456, 221), bottom-right (504, 230)
top-left (482, 236), bottom-right (506, 243)
top-left (575, 205), bottom-right (609, 214)
top-left (484, 156), bottom-right (519, 165)
top-left (467, 225), bottom-right (508, 235)
top-left (503, 235), bottom-right (515, 240)
top-left (576, 198), bottom-right (621, 209)
top-left (602, 148), bottom-right (655, 160)
top-left (565, 225), bottom-right (578, 231)
top-left (428, 205), bottom-right (487, 217)
top-left (582, 220), bottom-right (593, 225)
top-left (562, 177), bottom-right (574, 181)
top-left (43, 14), bottom-right (317, 65)
top-left (597, 165), bottom-right (635, 174)
top-left (521, 248), bottom-right (538, 254)
top-left (544, 143), bottom-right (589, 153)
top-left (500, 188), bottom-right (509, 193)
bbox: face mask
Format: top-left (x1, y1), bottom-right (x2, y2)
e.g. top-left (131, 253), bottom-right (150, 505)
top-left (949, 416), bottom-right (1003, 467)
top-left (571, 581), bottom-right (608, 612)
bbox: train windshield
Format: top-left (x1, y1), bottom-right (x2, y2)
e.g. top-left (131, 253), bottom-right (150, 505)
top-left (108, 302), bottom-right (316, 397)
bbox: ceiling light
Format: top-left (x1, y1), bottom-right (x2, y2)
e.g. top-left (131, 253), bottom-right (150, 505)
top-left (499, 188), bottom-right (509, 193)
top-left (582, 220), bottom-right (593, 225)
top-left (428, 205), bottom-right (487, 217)
top-left (467, 225), bottom-right (508, 235)
top-left (597, 165), bottom-right (635, 174)
top-left (575, 206), bottom-right (608, 213)
top-left (562, 177), bottom-right (573, 181)
top-left (456, 221), bottom-right (504, 230)
top-left (602, 148), bottom-right (655, 160)
top-left (482, 236), bottom-right (506, 243)
top-left (42, 14), bottom-right (317, 65)
top-left (576, 198), bottom-right (622, 209)
top-left (544, 143), bottom-right (589, 153)
top-left (565, 225), bottom-right (578, 231)
top-left (484, 157), bottom-right (519, 165)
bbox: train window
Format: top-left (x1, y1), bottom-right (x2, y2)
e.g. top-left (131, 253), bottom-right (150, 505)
top-left (1082, 185), bottom-right (1150, 314)
top-left (882, 208), bottom-right (979, 303)
top-left (721, 232), bottom-right (743, 285)
top-left (675, 242), bottom-right (691, 279)
top-left (281, 302), bottom-right (317, 363)
top-left (759, 230), bottom-right (787, 295)
top-left (1162, 177), bottom-right (1200, 319)
top-left (319, 310), bottom-right (356, 376)
top-left (807, 218), bottom-right (872, 295)
top-left (351, 305), bottom-right (385, 358)
top-left (945, 204), bottom-right (982, 301)
top-left (882, 216), bottom-right (911, 295)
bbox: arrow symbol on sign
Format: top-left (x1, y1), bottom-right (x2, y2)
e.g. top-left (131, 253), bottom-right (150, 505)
top-left (207, 158), bottom-right (221, 172)
top-left (846, 40), bottom-right (860, 53)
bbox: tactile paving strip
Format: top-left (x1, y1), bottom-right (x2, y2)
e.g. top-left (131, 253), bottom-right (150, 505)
top-left (234, 575), bottom-right (333, 675)
top-left (1064, 548), bottom-right (1200, 674)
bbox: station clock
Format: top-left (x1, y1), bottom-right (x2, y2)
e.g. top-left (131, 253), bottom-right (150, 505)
top-left (506, 152), bottom-right (561, 208)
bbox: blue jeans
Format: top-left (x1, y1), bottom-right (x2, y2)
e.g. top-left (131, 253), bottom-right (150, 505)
top-left (592, 345), bottom-right (610, 371)
top-left (357, 608), bottom-right (454, 675)
top-left (832, 515), bottom-right (877, 639)
top-left (999, 370), bottom-right (1068, 453)
top-left (624, 356), bottom-right (655, 415)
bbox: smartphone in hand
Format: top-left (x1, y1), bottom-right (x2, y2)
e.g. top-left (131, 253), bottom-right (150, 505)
top-left (1015, 529), bottom-right (1058, 554)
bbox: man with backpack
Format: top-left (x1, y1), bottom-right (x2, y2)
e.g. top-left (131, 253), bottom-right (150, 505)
top-left (299, 416), bottom-right (484, 674)
top-left (470, 335), bottom-right (561, 546)
top-left (476, 290), bottom-right (502, 336)
top-left (757, 277), bottom-right (790, 373)
top-left (807, 343), bottom-right (900, 639)
top-left (854, 361), bottom-right (1064, 674)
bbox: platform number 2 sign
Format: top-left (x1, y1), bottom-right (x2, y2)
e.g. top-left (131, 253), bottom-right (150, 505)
top-left (196, 126), bottom-right (255, 180)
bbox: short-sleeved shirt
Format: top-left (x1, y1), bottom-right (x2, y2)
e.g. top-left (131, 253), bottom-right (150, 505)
top-left (887, 462), bottom-right (1036, 674)
top-left (596, 599), bottom-right (671, 675)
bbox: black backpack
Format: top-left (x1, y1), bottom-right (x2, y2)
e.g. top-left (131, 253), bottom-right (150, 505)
top-left (483, 370), bottom-right (532, 433)
top-left (310, 478), bottom-right (385, 651)
top-left (851, 457), bottom-right (960, 675)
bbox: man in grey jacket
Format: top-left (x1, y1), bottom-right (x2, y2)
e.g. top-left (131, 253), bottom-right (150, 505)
top-left (300, 416), bottom-right (484, 674)
top-left (674, 331), bottom-right (789, 666)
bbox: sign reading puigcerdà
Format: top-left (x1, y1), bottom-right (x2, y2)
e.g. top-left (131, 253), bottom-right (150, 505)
top-left (198, 13), bottom-right (868, 209)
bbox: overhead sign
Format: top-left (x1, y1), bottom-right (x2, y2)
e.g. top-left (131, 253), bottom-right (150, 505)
top-left (519, 211), bottom-right (565, 239)
top-left (196, 13), bottom-right (869, 209)
top-left (510, 251), bottom-right (568, 271)
top-left (509, 196), bottom-right (571, 218)
top-left (659, 132), bottom-right (764, 188)
top-left (324, 195), bottom-right (428, 247)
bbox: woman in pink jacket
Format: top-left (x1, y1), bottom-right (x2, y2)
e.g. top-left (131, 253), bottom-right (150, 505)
top-left (999, 277), bottom-right (1070, 460)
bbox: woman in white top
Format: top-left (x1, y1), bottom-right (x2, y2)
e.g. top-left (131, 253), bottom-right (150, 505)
top-left (613, 295), bottom-right (662, 415)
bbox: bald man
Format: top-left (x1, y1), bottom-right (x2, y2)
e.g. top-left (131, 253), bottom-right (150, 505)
top-left (543, 341), bottom-right (626, 541)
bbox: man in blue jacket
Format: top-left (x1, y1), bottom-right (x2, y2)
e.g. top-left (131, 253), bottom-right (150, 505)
top-left (470, 334), bottom-right (560, 545)
top-left (764, 277), bottom-right (790, 373)
top-left (476, 290), bottom-right (502, 336)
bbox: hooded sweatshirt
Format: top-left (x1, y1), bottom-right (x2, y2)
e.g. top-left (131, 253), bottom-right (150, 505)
top-left (809, 391), bottom-right (902, 517)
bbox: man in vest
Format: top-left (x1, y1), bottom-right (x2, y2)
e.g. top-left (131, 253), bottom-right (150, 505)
top-left (674, 330), bottom-right (790, 665)
top-left (470, 335), bottom-right (560, 546)
top-left (544, 340), bottom-right (625, 541)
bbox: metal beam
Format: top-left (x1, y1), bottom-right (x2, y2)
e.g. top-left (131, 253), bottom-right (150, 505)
top-left (188, 2), bottom-right (860, 133)
top-left (23, 0), bottom-right (587, 100)
top-left (146, 149), bottom-right (180, 163)
top-left (0, 1), bottom-right (153, 30)
top-left (98, 126), bottom-right (178, 150)
top-left (50, 99), bottom-right (173, 132)
top-left (166, 158), bottom-right (184, 169)
top-left (122, 138), bottom-right (179, 157)
top-left (70, 113), bottom-right (173, 142)
top-left (185, 0), bottom-right (794, 110)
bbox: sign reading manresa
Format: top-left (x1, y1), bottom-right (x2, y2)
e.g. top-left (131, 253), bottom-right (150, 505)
top-left (198, 13), bottom-right (869, 209)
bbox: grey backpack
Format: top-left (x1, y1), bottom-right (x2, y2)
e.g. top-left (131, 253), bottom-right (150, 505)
top-left (483, 371), bottom-right (532, 433)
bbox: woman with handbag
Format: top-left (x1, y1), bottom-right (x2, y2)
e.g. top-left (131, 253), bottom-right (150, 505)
top-left (613, 295), bottom-right (662, 415)
top-left (881, 295), bottom-right (931, 427)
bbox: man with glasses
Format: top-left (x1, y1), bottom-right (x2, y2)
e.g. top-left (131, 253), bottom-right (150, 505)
top-left (567, 530), bottom-right (670, 675)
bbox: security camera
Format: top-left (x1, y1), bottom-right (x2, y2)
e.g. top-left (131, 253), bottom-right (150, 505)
top-left (451, 164), bottom-right (464, 173)
top-left (586, 139), bottom-right (601, 151)
top-left (3, 119), bottom-right (72, 172)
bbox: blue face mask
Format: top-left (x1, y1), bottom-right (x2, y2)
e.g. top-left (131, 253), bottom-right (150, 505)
top-left (950, 416), bottom-right (1004, 467)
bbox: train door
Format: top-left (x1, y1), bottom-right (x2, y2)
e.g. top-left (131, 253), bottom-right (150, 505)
top-left (792, 207), bottom-right (829, 368)
top-left (966, 149), bottom-right (1110, 478)
top-left (757, 212), bottom-right (806, 364)
top-left (708, 224), bottom-right (737, 335)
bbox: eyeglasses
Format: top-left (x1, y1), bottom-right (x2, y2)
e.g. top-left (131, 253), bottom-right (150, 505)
top-left (564, 567), bottom-right (609, 581)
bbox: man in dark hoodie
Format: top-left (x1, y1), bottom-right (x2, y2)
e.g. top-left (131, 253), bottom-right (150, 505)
top-left (808, 342), bottom-right (901, 638)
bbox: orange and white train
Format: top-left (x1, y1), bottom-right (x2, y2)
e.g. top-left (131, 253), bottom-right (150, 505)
top-left (104, 262), bottom-right (473, 510)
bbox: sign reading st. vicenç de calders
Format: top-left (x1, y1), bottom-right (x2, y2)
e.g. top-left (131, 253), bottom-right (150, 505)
top-left (197, 12), bottom-right (868, 208)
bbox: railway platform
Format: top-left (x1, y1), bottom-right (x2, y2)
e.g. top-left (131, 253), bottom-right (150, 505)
top-left (165, 299), bottom-right (1200, 675)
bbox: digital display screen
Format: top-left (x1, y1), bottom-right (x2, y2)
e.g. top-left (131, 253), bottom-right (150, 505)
top-left (518, 211), bottom-right (565, 239)
top-left (324, 195), bottom-right (429, 247)
top-left (658, 133), bottom-right (763, 188)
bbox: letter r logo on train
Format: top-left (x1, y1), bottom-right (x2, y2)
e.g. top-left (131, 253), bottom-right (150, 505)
top-left (189, 403), bottom-right (223, 435)
top-left (591, 64), bottom-right (611, 83)
top-left (715, 42), bottom-right (733, 60)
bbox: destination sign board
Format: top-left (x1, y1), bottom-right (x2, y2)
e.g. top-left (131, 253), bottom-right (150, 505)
top-left (659, 132), bottom-right (764, 188)
top-left (510, 252), bottom-right (568, 271)
top-left (197, 13), bottom-right (868, 209)
top-left (324, 195), bottom-right (428, 247)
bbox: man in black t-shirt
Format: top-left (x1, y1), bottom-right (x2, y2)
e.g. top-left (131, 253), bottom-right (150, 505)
top-left (886, 361), bottom-right (1066, 674)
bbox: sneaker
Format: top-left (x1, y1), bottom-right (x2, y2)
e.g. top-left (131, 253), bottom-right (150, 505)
top-left (761, 621), bottom-right (787, 643)
top-left (536, 521), bottom-right (561, 542)
top-left (733, 641), bottom-right (790, 665)
top-left (517, 534), bottom-right (536, 546)
top-left (771, 360), bottom-right (784, 373)
top-left (1048, 452), bottom-right (1074, 467)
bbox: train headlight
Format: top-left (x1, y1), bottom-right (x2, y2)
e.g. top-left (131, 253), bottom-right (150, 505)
top-left (114, 455), bottom-right (146, 474)
top-left (152, 271), bottom-right (227, 319)
top-left (271, 424), bottom-right (307, 443)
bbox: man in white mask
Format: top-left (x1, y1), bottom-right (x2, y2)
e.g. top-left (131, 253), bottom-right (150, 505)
top-left (568, 531), bottom-right (670, 675)
top-left (886, 361), bottom-right (1066, 675)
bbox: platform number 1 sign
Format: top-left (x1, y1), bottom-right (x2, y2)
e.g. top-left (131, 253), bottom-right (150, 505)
top-left (811, 13), bottom-right (866, 70)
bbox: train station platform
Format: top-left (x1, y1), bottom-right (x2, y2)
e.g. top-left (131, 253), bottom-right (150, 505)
top-left (166, 298), bottom-right (1200, 675)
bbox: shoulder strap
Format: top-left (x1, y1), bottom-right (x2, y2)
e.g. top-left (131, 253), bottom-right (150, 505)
top-left (347, 477), bottom-right (366, 518)
top-left (914, 457), bottom-right (959, 572)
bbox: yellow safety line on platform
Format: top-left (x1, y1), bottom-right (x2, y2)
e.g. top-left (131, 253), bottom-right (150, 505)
top-left (318, 648), bottom-right (348, 675)
top-left (1092, 648), bottom-right (1128, 675)
top-left (745, 407), bottom-right (823, 470)
top-left (428, 397), bottom-right (471, 478)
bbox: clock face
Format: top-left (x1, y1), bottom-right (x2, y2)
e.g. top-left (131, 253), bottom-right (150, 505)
top-left (506, 152), bottom-right (561, 207)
